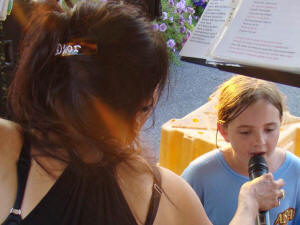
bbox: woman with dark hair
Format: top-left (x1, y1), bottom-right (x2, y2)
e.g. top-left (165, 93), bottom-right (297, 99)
top-left (0, 1), bottom-right (283, 225)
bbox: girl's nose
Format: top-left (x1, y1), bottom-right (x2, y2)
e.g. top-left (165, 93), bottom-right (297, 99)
top-left (254, 131), bottom-right (266, 146)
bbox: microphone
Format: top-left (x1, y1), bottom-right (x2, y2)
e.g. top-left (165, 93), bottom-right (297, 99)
top-left (248, 154), bottom-right (270, 225)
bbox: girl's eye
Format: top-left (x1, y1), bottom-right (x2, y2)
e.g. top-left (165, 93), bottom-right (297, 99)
top-left (265, 128), bottom-right (275, 132)
top-left (239, 131), bottom-right (250, 135)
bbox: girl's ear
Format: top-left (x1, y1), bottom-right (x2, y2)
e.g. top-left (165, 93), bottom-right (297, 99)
top-left (217, 123), bottom-right (230, 142)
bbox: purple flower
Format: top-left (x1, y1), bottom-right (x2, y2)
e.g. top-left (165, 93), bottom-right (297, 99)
top-left (180, 25), bottom-right (186, 33)
top-left (178, 15), bottom-right (185, 26)
top-left (188, 15), bottom-right (192, 25)
top-left (167, 39), bottom-right (176, 48)
top-left (193, 15), bottom-right (198, 20)
top-left (162, 12), bottom-right (168, 20)
top-left (182, 30), bottom-right (191, 46)
top-left (186, 29), bottom-right (191, 39)
top-left (159, 23), bottom-right (167, 32)
top-left (169, 16), bottom-right (174, 23)
top-left (187, 6), bottom-right (195, 14)
top-left (176, 1), bottom-right (185, 13)
top-left (152, 23), bottom-right (159, 31)
top-left (193, 0), bottom-right (207, 8)
top-left (168, 0), bottom-right (175, 6)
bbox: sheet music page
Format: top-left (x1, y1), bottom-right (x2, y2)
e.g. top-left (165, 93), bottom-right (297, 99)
top-left (211, 0), bottom-right (300, 73)
top-left (179, 0), bottom-right (233, 59)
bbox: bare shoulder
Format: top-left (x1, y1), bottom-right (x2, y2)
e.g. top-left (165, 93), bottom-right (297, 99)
top-left (0, 118), bottom-right (23, 162)
top-left (0, 118), bottom-right (20, 132)
top-left (0, 119), bottom-right (23, 222)
top-left (159, 166), bottom-right (195, 193)
top-left (155, 166), bottom-right (212, 225)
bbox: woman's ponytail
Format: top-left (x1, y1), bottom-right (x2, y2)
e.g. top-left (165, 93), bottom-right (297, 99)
top-left (8, 1), bottom-right (70, 124)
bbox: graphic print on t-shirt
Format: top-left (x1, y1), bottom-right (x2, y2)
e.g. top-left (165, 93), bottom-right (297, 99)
top-left (273, 208), bottom-right (295, 225)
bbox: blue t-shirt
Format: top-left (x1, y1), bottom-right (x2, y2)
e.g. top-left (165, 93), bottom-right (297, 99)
top-left (182, 149), bottom-right (300, 225)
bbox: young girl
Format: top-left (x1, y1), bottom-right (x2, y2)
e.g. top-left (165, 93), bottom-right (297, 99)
top-left (182, 75), bottom-right (299, 225)
top-left (0, 2), bottom-right (283, 225)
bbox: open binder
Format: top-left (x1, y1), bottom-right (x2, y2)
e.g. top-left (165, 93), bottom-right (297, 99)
top-left (180, 0), bottom-right (300, 87)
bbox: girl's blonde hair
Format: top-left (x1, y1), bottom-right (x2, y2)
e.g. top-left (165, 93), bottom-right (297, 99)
top-left (216, 75), bottom-right (286, 127)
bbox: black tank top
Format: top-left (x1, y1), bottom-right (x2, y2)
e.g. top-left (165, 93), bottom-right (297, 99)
top-left (2, 135), bottom-right (162, 225)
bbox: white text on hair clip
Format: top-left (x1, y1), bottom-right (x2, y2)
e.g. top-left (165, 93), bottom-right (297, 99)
top-left (55, 43), bottom-right (82, 56)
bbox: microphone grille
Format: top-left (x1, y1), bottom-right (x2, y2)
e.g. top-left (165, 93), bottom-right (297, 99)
top-left (248, 154), bottom-right (268, 176)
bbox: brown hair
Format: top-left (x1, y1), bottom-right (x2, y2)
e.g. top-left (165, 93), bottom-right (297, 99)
top-left (216, 75), bottom-right (286, 127)
top-left (8, 0), bottom-right (169, 167)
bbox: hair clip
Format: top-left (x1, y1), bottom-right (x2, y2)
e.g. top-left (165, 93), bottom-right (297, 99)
top-left (55, 41), bottom-right (98, 56)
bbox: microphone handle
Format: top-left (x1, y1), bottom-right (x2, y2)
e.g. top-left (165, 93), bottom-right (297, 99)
top-left (249, 169), bottom-right (270, 225)
top-left (256, 211), bottom-right (270, 225)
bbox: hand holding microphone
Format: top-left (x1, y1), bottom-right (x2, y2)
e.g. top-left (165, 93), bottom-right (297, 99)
top-left (248, 155), bottom-right (285, 225)
top-left (248, 155), bottom-right (270, 225)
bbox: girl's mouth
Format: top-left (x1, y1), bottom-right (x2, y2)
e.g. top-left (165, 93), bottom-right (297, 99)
top-left (250, 152), bottom-right (266, 157)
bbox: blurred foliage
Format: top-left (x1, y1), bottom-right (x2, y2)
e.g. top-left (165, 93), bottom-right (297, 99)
top-left (154, 0), bottom-right (208, 64)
